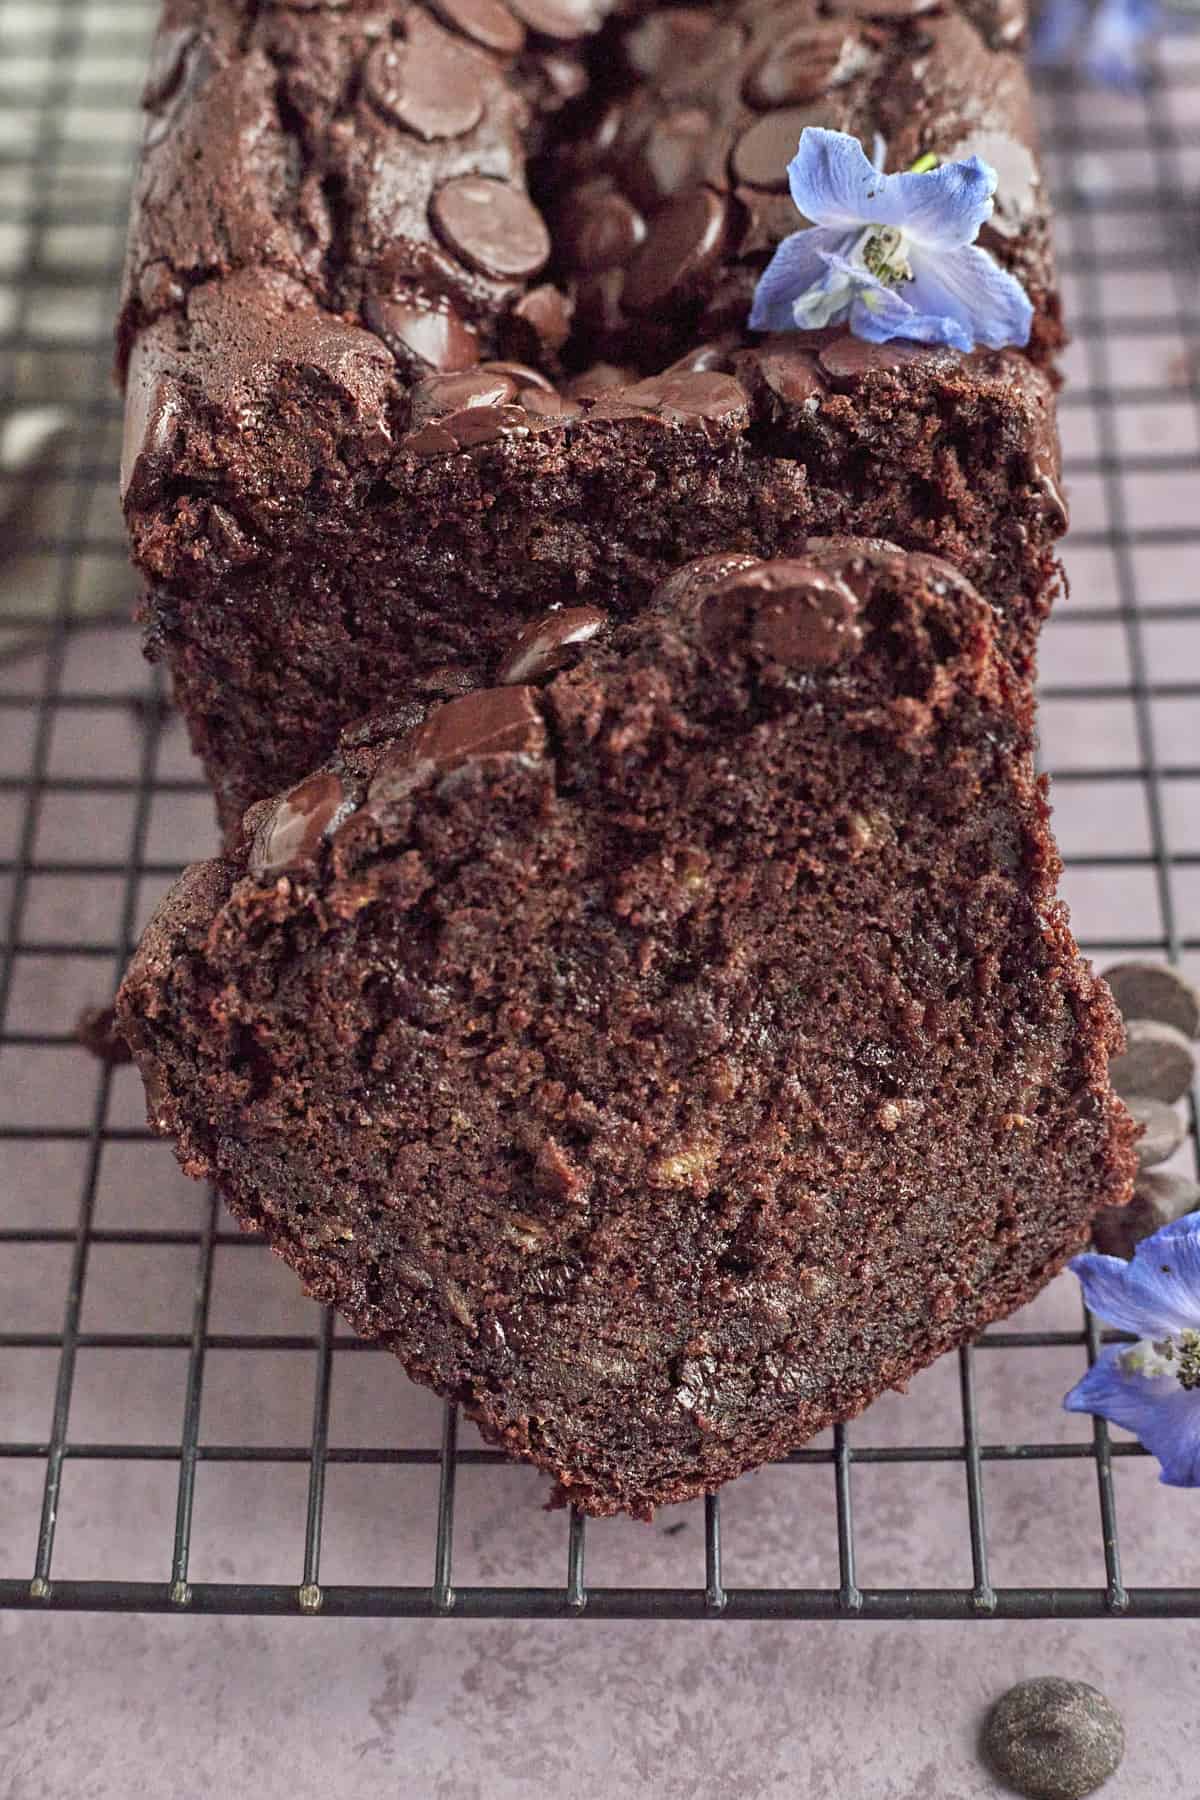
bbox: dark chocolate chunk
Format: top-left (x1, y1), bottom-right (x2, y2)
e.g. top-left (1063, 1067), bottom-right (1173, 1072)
top-left (505, 0), bottom-right (603, 39)
top-left (1108, 1019), bottom-right (1196, 1106)
top-left (982, 1678), bottom-right (1124, 1800)
top-left (385, 684), bottom-right (547, 774)
top-left (1093, 1169), bottom-right (1200, 1258)
top-left (731, 106), bottom-right (842, 192)
top-left (413, 368), bottom-right (519, 418)
top-left (120, 367), bottom-right (184, 504)
top-left (557, 186), bottom-right (646, 272)
top-left (1104, 961), bottom-right (1200, 1040)
top-left (250, 772), bottom-right (355, 878)
top-left (629, 108), bottom-right (720, 207)
top-left (620, 369), bottom-right (748, 426)
top-left (442, 402), bottom-right (530, 446)
top-left (818, 334), bottom-right (937, 381)
top-left (623, 188), bottom-right (729, 315)
top-left (1128, 1096), bottom-right (1187, 1170)
top-left (701, 561), bottom-right (864, 668)
top-left (364, 19), bottom-right (486, 142)
top-left (496, 606), bottom-right (608, 683)
top-left (509, 283), bottom-right (573, 355)
top-left (743, 26), bottom-right (869, 109)
top-left (432, 177), bottom-right (552, 280)
top-left (428, 0), bottom-right (526, 55)
top-left (142, 25), bottom-right (198, 110)
top-left (363, 289), bottom-right (480, 373)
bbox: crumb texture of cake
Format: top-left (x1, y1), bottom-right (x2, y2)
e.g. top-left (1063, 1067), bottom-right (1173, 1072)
top-left (120, 0), bottom-right (1066, 833)
top-left (117, 542), bottom-right (1136, 1518)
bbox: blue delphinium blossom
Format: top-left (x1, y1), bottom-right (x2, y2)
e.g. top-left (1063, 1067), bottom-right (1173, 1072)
top-left (749, 128), bottom-right (1033, 355)
top-left (1065, 1213), bottom-right (1200, 1487)
top-left (1033, 0), bottom-right (1172, 89)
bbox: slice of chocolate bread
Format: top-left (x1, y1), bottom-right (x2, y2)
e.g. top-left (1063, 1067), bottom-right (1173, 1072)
top-left (121, 0), bottom-right (1065, 836)
top-left (118, 541), bottom-right (1135, 1516)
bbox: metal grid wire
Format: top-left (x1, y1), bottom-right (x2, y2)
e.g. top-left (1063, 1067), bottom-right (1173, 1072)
top-left (1, 0), bottom-right (1199, 1620)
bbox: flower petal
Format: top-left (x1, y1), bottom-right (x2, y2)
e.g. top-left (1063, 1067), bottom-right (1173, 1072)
top-left (787, 129), bottom-right (894, 230)
top-left (1065, 1345), bottom-right (1200, 1487)
top-left (848, 284), bottom-right (972, 352)
top-left (876, 157), bottom-right (997, 250)
top-left (1071, 1216), bottom-right (1200, 1336)
top-left (749, 226), bottom-right (854, 333)
top-left (904, 243), bottom-right (1033, 351)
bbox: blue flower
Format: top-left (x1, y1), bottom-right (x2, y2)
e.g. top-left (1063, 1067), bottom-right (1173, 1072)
top-left (1033, 0), bottom-right (1172, 89)
top-left (1065, 1214), bottom-right (1200, 1487)
top-left (749, 129), bottom-right (1033, 356)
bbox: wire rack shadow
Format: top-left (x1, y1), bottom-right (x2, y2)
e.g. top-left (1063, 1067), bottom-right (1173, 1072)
top-left (1, 0), bottom-right (1199, 1619)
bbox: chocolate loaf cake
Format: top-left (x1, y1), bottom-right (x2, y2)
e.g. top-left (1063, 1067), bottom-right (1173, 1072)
top-left (117, 543), bottom-right (1137, 1517)
top-left (120, 0), bottom-right (1066, 835)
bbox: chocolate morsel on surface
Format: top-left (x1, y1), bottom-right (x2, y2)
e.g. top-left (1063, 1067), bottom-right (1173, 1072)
top-left (1108, 1018), bottom-right (1196, 1106)
top-left (1103, 961), bottom-right (1200, 1040)
top-left (1127, 1096), bottom-right (1188, 1170)
top-left (431, 178), bottom-right (552, 280)
top-left (701, 561), bottom-right (864, 668)
top-left (496, 606), bottom-right (608, 683)
top-left (249, 772), bottom-right (355, 878)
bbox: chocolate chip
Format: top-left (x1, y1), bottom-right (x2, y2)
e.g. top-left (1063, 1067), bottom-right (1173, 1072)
top-left (1104, 960), bottom-right (1200, 1040)
top-left (702, 562), bottom-right (864, 669)
top-left (817, 333), bottom-right (935, 381)
top-left (364, 289), bottom-right (480, 373)
top-left (743, 26), bottom-right (869, 108)
top-left (432, 177), bottom-right (552, 280)
top-left (732, 107), bottom-right (842, 191)
top-left (121, 367), bottom-right (184, 504)
top-left (496, 606), bottom-right (608, 683)
top-left (1109, 1019), bottom-right (1196, 1105)
top-left (413, 368), bottom-right (519, 419)
top-left (982, 1678), bottom-right (1124, 1800)
top-left (428, 0), bottom-right (525, 54)
top-left (735, 185), bottom-right (813, 256)
top-left (1093, 1169), bottom-right (1200, 1257)
top-left (828, 0), bottom-right (937, 15)
top-left (403, 422), bottom-right (460, 456)
top-left (142, 25), bottom-right (198, 110)
top-left (249, 772), bottom-right (355, 878)
top-left (623, 188), bottom-right (729, 315)
top-left (654, 553), bottom-right (763, 611)
top-left (442, 403), bottom-right (530, 446)
top-left (736, 343), bottom-right (825, 407)
top-left (479, 359), bottom-right (555, 391)
top-left (557, 185), bottom-right (646, 272)
top-left (565, 361), bottom-right (635, 399)
top-left (1128, 1096), bottom-right (1187, 1170)
top-left (624, 8), bottom-right (718, 77)
top-left (629, 108), bottom-right (718, 208)
top-left (364, 17), bottom-right (486, 142)
top-left (386, 685), bottom-right (548, 776)
top-left (664, 339), bottom-right (738, 375)
top-left (510, 283), bottom-right (573, 355)
top-left (520, 385), bottom-right (580, 418)
top-left (620, 370), bottom-right (748, 427)
top-left (506, 0), bottom-right (602, 39)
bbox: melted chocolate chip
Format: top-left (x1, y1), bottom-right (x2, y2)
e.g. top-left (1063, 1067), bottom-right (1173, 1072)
top-left (414, 368), bottom-right (519, 418)
top-left (620, 369), bottom-right (748, 426)
top-left (743, 26), bottom-right (868, 108)
top-left (364, 289), bottom-right (480, 373)
top-left (142, 25), bottom-right (198, 110)
top-left (496, 606), bottom-right (608, 683)
top-left (623, 188), bottom-right (730, 315)
top-left (702, 562), bottom-right (865, 669)
top-left (428, 0), bottom-right (526, 55)
top-left (432, 177), bottom-right (552, 280)
top-left (817, 334), bottom-right (934, 381)
top-left (510, 284), bottom-right (573, 355)
top-left (557, 185), bottom-right (647, 272)
top-left (732, 105), bottom-right (842, 191)
top-left (121, 367), bottom-right (184, 503)
top-left (383, 685), bottom-right (548, 779)
top-left (249, 772), bottom-right (355, 878)
top-left (506, 0), bottom-right (603, 39)
top-left (364, 18), bottom-right (486, 143)
top-left (653, 552), bottom-right (763, 610)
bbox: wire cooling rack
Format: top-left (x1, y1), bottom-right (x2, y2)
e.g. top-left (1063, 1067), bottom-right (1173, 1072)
top-left (1, 0), bottom-right (1199, 1621)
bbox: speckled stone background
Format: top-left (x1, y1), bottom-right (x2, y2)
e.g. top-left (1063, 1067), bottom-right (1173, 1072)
top-left (2, 4), bottom-right (1200, 1796)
